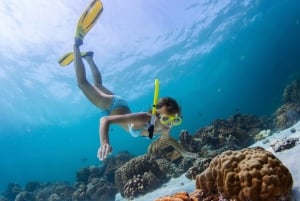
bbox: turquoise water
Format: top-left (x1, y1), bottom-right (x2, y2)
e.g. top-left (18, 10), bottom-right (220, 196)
top-left (0, 0), bottom-right (299, 191)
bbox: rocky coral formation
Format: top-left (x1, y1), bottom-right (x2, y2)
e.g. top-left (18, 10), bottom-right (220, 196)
top-left (115, 155), bottom-right (167, 199)
top-left (283, 79), bottom-right (300, 104)
top-left (103, 151), bottom-right (135, 182)
top-left (154, 191), bottom-right (197, 201)
top-left (274, 102), bottom-right (300, 130)
top-left (0, 151), bottom-right (134, 201)
top-left (274, 80), bottom-right (300, 130)
top-left (148, 137), bottom-right (183, 162)
top-left (182, 114), bottom-right (268, 159)
top-left (270, 137), bottom-right (300, 152)
top-left (195, 147), bottom-right (293, 201)
top-left (154, 190), bottom-right (221, 201)
top-left (185, 158), bottom-right (211, 180)
top-left (254, 129), bottom-right (272, 141)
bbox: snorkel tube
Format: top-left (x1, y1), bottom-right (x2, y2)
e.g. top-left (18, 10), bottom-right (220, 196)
top-left (148, 79), bottom-right (159, 139)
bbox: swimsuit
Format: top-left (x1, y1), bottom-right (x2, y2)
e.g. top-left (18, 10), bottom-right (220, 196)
top-left (128, 123), bottom-right (149, 137)
top-left (100, 95), bottom-right (129, 115)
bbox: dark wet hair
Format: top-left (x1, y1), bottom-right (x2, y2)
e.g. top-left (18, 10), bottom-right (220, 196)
top-left (156, 97), bottom-right (181, 115)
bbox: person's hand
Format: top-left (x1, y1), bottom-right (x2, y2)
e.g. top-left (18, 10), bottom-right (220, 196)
top-left (97, 143), bottom-right (112, 161)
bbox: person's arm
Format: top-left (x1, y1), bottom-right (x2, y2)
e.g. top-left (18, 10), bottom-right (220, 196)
top-left (97, 112), bottom-right (150, 160)
top-left (161, 132), bottom-right (198, 159)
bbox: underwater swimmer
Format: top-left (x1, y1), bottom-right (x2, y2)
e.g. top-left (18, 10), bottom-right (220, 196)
top-left (73, 37), bottom-right (197, 161)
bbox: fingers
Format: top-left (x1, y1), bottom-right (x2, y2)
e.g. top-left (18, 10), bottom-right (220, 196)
top-left (97, 144), bottom-right (112, 161)
top-left (183, 152), bottom-right (199, 159)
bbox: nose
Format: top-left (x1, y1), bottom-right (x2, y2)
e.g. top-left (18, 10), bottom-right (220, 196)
top-left (166, 122), bottom-right (173, 127)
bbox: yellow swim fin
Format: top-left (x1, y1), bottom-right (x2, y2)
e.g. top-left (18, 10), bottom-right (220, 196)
top-left (58, 52), bottom-right (94, 67)
top-left (58, 52), bottom-right (74, 67)
top-left (75, 0), bottom-right (103, 39)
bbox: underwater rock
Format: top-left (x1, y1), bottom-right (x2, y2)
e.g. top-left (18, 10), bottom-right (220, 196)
top-left (24, 181), bottom-right (41, 192)
top-left (115, 155), bottom-right (167, 199)
top-left (154, 191), bottom-right (196, 201)
top-left (195, 147), bottom-right (293, 201)
top-left (185, 158), bottom-right (211, 180)
top-left (254, 129), bottom-right (272, 141)
top-left (179, 130), bottom-right (194, 151)
top-left (190, 114), bottom-right (267, 158)
top-left (32, 183), bottom-right (74, 201)
top-left (274, 103), bottom-right (300, 130)
top-left (103, 150), bottom-right (135, 182)
top-left (76, 166), bottom-right (104, 184)
top-left (270, 137), bottom-right (300, 152)
top-left (156, 158), bottom-right (185, 178)
top-left (148, 137), bottom-right (183, 162)
top-left (3, 183), bottom-right (21, 201)
top-left (0, 196), bottom-right (9, 201)
top-left (14, 191), bottom-right (34, 201)
top-left (154, 190), bottom-right (220, 201)
top-left (85, 178), bottom-right (117, 201)
top-left (282, 79), bottom-right (300, 104)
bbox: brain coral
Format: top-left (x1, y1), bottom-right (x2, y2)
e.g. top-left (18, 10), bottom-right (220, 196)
top-left (195, 147), bottom-right (293, 201)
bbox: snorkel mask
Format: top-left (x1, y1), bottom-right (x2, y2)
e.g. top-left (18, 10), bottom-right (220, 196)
top-left (159, 114), bottom-right (182, 126)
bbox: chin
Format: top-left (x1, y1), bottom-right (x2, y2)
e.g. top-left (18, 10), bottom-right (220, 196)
top-left (162, 126), bottom-right (171, 132)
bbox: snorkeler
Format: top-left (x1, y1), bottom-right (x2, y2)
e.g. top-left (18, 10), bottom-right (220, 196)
top-left (60, 0), bottom-right (197, 160)
top-left (71, 36), bottom-right (197, 160)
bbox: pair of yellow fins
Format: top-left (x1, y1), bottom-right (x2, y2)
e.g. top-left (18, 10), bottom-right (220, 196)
top-left (58, 0), bottom-right (103, 67)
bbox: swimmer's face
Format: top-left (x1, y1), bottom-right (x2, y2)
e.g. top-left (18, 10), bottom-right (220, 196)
top-left (157, 105), bottom-right (181, 131)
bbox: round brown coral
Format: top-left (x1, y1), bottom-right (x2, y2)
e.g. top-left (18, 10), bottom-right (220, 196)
top-left (195, 147), bottom-right (293, 201)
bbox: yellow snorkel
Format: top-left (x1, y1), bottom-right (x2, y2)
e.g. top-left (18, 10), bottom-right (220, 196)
top-left (148, 79), bottom-right (159, 139)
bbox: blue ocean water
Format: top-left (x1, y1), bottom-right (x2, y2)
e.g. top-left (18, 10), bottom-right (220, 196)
top-left (0, 0), bottom-right (299, 192)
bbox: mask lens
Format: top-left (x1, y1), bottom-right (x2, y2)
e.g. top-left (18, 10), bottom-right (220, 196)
top-left (159, 115), bottom-right (182, 126)
top-left (172, 117), bottom-right (182, 126)
top-left (160, 115), bottom-right (171, 124)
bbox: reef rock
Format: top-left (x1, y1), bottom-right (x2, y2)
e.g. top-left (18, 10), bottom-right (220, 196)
top-left (185, 158), bottom-right (212, 180)
top-left (254, 129), bottom-right (272, 141)
top-left (282, 79), bottom-right (300, 104)
top-left (274, 102), bottom-right (300, 130)
top-left (148, 137), bottom-right (183, 162)
top-left (115, 155), bottom-right (167, 199)
top-left (154, 191), bottom-right (197, 201)
top-left (189, 114), bottom-right (268, 158)
top-left (195, 147), bottom-right (293, 201)
top-left (270, 137), bottom-right (300, 152)
top-left (103, 150), bottom-right (135, 182)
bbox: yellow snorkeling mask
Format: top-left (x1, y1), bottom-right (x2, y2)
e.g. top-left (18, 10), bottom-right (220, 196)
top-left (159, 114), bottom-right (182, 126)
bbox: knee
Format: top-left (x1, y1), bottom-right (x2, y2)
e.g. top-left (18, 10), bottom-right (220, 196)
top-left (77, 80), bottom-right (89, 90)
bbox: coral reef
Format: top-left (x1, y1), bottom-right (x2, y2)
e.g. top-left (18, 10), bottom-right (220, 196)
top-left (282, 79), bottom-right (300, 104)
top-left (254, 129), bottom-right (272, 141)
top-left (274, 80), bottom-right (300, 130)
top-left (183, 114), bottom-right (269, 158)
top-left (148, 137), bottom-right (183, 162)
top-left (274, 103), bottom-right (300, 130)
top-left (115, 155), bottom-right (167, 199)
top-left (103, 151), bottom-right (135, 182)
top-left (185, 158), bottom-right (211, 180)
top-left (195, 147), bottom-right (293, 201)
top-left (270, 137), bottom-right (300, 152)
top-left (154, 191), bottom-right (196, 201)
top-left (2, 80), bottom-right (300, 201)
top-left (154, 190), bottom-right (221, 201)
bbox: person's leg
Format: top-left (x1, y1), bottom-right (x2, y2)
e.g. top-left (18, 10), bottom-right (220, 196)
top-left (83, 53), bottom-right (114, 95)
top-left (73, 43), bottom-right (112, 109)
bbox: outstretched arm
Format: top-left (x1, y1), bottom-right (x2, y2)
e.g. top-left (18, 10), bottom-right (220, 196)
top-left (161, 133), bottom-right (198, 159)
top-left (97, 112), bottom-right (150, 160)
